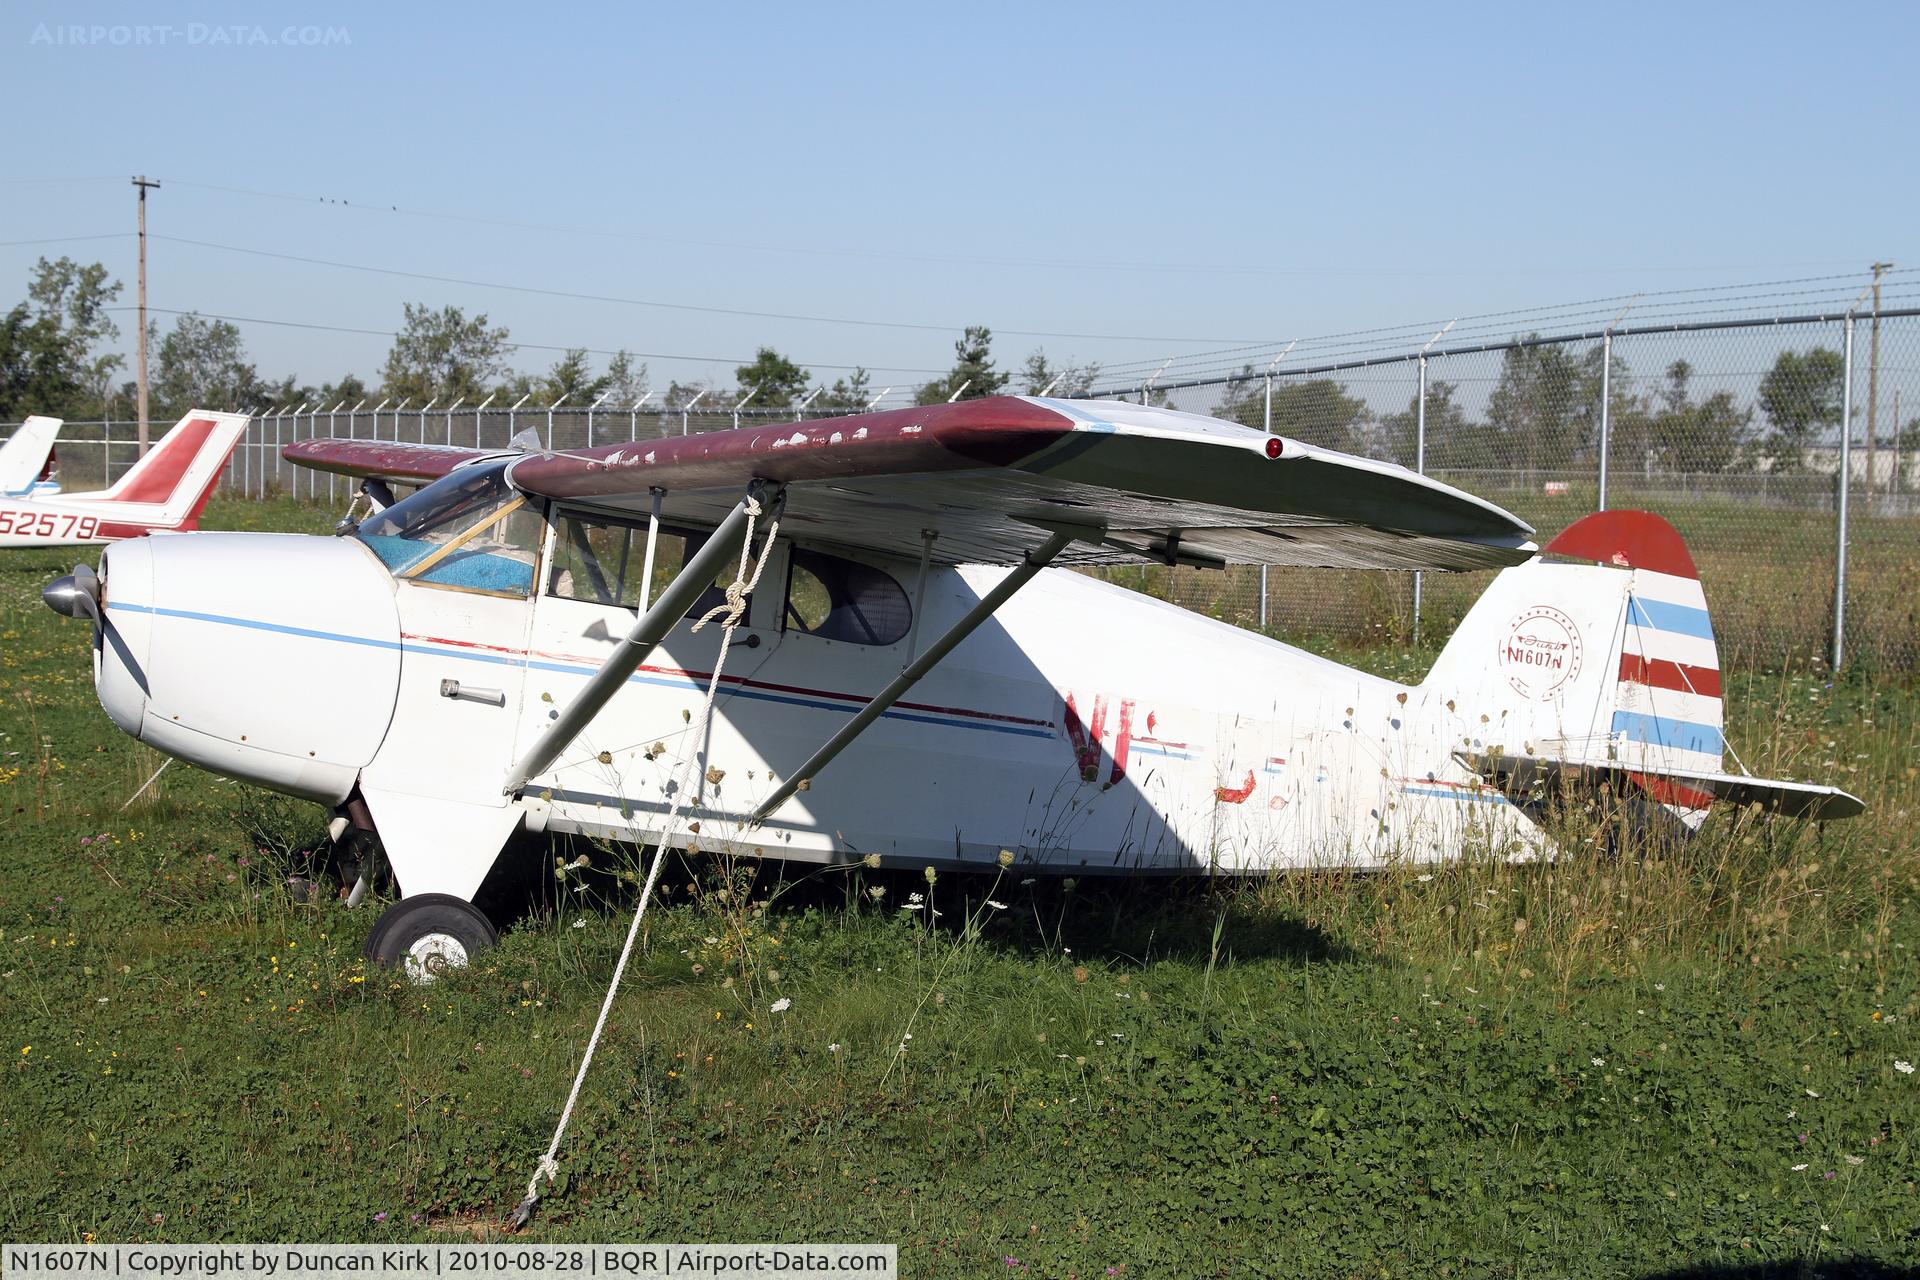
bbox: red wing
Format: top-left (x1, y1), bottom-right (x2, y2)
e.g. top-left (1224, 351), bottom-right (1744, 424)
top-left (287, 397), bottom-right (1537, 571)
top-left (284, 438), bottom-right (493, 485)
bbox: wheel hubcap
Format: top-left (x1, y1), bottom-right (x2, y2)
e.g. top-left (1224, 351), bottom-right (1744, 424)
top-left (404, 932), bottom-right (470, 984)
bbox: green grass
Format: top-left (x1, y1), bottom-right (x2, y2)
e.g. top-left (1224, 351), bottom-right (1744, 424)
top-left (2, 498), bottom-right (1917, 1276)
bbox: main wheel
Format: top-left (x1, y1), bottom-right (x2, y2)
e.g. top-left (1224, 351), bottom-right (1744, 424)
top-left (364, 893), bottom-right (498, 983)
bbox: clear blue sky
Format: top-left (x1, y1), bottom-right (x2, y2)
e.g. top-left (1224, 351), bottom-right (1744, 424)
top-left (5, 0), bottom-right (1914, 399)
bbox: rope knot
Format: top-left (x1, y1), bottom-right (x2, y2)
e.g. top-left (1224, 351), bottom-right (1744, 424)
top-left (691, 502), bottom-right (779, 635)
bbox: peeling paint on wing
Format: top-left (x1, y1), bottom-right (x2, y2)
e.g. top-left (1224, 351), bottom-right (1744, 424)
top-left (852, 426), bottom-right (868, 440)
top-left (828, 431), bottom-right (844, 445)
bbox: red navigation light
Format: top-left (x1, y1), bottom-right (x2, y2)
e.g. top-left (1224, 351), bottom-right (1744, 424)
top-left (1264, 436), bottom-right (1283, 460)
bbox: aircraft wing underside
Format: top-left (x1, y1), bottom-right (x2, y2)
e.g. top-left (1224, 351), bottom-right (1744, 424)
top-left (286, 396), bottom-right (1537, 571)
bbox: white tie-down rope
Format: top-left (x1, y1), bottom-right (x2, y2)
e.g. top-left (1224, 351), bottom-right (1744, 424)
top-left (510, 497), bottom-right (780, 1230)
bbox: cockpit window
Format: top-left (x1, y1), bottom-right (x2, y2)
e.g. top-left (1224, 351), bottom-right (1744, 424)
top-left (352, 461), bottom-right (542, 597)
top-left (784, 547), bottom-right (912, 645)
top-left (547, 510), bottom-right (738, 617)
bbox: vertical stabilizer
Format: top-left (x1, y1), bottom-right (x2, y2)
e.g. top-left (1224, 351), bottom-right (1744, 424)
top-left (1425, 511), bottom-right (1724, 827)
top-left (83, 410), bottom-right (250, 528)
top-left (0, 416), bottom-right (62, 496)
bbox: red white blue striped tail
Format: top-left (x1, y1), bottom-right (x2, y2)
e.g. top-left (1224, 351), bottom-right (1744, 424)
top-left (1545, 512), bottom-right (1723, 826)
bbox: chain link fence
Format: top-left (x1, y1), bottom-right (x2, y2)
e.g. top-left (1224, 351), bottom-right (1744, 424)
top-left (7, 309), bottom-right (1916, 670)
top-left (1109, 310), bottom-right (1919, 670)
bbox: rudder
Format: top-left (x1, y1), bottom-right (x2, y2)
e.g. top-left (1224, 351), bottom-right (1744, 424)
top-left (1425, 510), bottom-right (1724, 827)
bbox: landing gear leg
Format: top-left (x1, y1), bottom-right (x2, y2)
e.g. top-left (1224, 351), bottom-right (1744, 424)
top-left (364, 894), bottom-right (498, 983)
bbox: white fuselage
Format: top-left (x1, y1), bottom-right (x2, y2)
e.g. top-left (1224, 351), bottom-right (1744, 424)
top-left (0, 491), bottom-right (180, 549)
top-left (88, 518), bottom-right (1545, 901)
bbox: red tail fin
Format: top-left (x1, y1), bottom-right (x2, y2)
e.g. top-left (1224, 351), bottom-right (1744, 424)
top-left (104, 416), bottom-right (220, 503)
top-left (88, 411), bottom-right (249, 525)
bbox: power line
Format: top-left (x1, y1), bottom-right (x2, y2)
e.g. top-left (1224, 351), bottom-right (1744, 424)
top-left (0, 233), bottom-right (129, 248)
top-left (147, 232), bottom-right (1274, 345)
top-left (101, 305), bottom-right (947, 375)
top-left (155, 178), bottom-right (1861, 281)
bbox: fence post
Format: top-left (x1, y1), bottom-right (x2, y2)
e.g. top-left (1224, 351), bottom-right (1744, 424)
top-left (733, 383), bottom-right (762, 430)
top-left (1413, 354), bottom-right (1428, 643)
top-left (326, 402), bottom-right (341, 504)
top-left (1260, 374), bottom-right (1272, 631)
top-left (294, 403), bottom-right (312, 500)
top-left (472, 392), bottom-right (496, 448)
top-left (682, 389), bottom-right (708, 435)
top-left (1598, 332), bottom-right (1612, 511)
top-left (587, 390), bottom-right (610, 447)
top-left (1833, 314), bottom-right (1855, 669)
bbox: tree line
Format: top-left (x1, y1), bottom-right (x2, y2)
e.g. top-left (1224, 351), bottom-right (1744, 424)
top-left (1210, 338), bottom-right (1915, 475)
top-left (5, 256), bottom-right (1902, 476)
top-left (0, 257), bottom-right (1100, 424)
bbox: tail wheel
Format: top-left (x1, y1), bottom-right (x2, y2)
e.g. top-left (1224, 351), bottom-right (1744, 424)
top-left (364, 893), bottom-right (498, 983)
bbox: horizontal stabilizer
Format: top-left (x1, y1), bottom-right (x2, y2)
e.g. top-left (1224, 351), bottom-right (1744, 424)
top-left (1455, 750), bottom-right (1865, 822)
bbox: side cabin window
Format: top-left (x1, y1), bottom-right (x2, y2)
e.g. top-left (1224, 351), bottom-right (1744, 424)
top-left (784, 547), bottom-right (912, 646)
top-left (351, 461), bottom-right (542, 598)
top-left (547, 510), bottom-right (737, 618)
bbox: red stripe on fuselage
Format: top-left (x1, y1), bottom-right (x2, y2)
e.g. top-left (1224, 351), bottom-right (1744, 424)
top-left (1618, 653), bottom-right (1722, 698)
top-left (398, 631), bottom-right (1054, 729)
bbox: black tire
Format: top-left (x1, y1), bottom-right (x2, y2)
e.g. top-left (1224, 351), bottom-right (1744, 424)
top-left (364, 893), bottom-right (498, 983)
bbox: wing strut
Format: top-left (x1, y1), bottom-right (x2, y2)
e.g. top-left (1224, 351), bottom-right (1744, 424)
top-left (751, 525), bottom-right (1088, 823)
top-left (502, 481), bottom-right (784, 795)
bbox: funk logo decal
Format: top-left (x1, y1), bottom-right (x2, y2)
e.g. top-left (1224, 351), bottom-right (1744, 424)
top-left (1499, 605), bottom-right (1583, 700)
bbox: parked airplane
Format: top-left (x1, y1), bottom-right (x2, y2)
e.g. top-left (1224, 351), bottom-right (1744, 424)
top-left (1, 410), bottom-right (249, 549)
top-left (0, 415), bottom-right (63, 498)
top-left (41, 397), bottom-right (1861, 978)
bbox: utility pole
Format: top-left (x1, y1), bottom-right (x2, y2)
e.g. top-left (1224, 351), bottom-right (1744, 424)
top-left (132, 176), bottom-right (161, 454)
top-left (1867, 261), bottom-right (1892, 505)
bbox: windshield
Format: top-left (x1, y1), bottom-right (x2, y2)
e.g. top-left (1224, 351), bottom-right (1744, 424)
top-left (352, 461), bottom-right (543, 597)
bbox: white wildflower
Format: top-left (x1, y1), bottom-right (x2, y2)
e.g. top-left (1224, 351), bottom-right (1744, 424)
top-left (1792, 1163), bottom-right (1808, 1172)
top-left (1895, 1060), bottom-right (1914, 1075)
top-left (1416, 873), bottom-right (1434, 883)
top-left (770, 998), bottom-right (791, 1013)
top-left (1591, 1058), bottom-right (1605, 1067)
top-left (987, 900), bottom-right (1008, 910)
top-left (1845, 1155), bottom-right (1864, 1166)
top-left (571, 918), bottom-right (587, 929)
top-left (1805, 1088), bottom-right (1821, 1098)
top-left (827, 1043), bottom-right (841, 1053)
